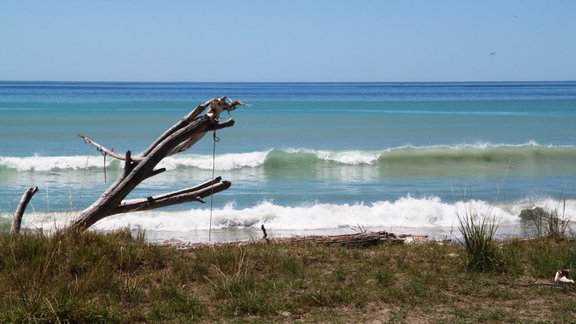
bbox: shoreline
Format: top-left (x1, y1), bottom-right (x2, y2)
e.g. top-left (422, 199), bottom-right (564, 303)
top-left (148, 224), bottom-right (525, 247)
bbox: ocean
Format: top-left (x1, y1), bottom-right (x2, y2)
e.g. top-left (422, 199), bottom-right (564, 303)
top-left (1, 81), bottom-right (575, 243)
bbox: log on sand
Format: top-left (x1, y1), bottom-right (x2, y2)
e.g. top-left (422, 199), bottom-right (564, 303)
top-left (170, 231), bottom-right (430, 250)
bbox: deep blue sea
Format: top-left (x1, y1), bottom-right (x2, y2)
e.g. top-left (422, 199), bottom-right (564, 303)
top-left (1, 81), bottom-right (576, 242)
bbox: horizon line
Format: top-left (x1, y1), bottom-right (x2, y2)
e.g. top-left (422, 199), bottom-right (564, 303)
top-left (1, 80), bottom-right (575, 84)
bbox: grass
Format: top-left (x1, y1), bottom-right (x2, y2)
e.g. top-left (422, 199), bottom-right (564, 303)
top-left (531, 201), bottom-right (571, 240)
top-left (457, 205), bottom-right (502, 272)
top-left (2, 230), bottom-right (576, 322)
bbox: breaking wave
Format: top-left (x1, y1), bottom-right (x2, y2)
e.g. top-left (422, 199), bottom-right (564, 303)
top-left (5, 196), bottom-right (575, 243)
top-left (2, 142), bottom-right (575, 174)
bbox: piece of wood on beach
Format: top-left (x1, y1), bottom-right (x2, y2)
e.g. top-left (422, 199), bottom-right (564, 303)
top-left (11, 186), bottom-right (39, 234)
top-left (66, 97), bottom-right (243, 232)
top-left (272, 231), bottom-right (407, 247)
top-left (12, 96), bottom-right (243, 233)
top-left (169, 231), bottom-right (430, 250)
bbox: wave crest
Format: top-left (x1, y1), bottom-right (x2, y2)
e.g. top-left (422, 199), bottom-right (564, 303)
top-left (2, 143), bottom-right (574, 172)
top-left (0, 155), bottom-right (114, 172)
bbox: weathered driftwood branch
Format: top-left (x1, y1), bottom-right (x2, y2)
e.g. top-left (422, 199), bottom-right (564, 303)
top-left (178, 231), bottom-right (429, 250)
top-left (64, 97), bottom-right (242, 232)
top-left (79, 97), bottom-right (243, 162)
top-left (261, 224), bottom-right (270, 244)
top-left (11, 186), bottom-right (39, 234)
top-left (142, 99), bottom-right (214, 157)
top-left (78, 135), bottom-right (131, 161)
top-left (110, 180), bottom-right (231, 215)
top-left (272, 231), bottom-right (406, 247)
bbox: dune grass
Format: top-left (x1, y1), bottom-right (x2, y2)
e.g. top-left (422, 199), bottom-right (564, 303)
top-left (519, 200), bottom-right (573, 241)
top-left (457, 206), bottom-right (502, 272)
top-left (537, 201), bottom-right (571, 240)
top-left (1, 230), bottom-right (576, 322)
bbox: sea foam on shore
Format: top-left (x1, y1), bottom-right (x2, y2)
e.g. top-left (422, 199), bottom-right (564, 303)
top-left (4, 196), bottom-right (573, 244)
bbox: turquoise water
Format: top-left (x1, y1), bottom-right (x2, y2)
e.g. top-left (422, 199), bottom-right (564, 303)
top-left (1, 81), bottom-right (576, 242)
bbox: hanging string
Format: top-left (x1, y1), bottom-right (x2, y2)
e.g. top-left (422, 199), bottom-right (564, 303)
top-left (209, 130), bottom-right (220, 242)
top-left (101, 151), bottom-right (107, 183)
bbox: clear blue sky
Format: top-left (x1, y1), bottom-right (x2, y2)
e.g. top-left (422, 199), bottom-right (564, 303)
top-left (1, 1), bottom-right (574, 82)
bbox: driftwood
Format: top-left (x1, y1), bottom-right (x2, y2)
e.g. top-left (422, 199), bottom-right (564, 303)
top-left (11, 186), bottom-right (39, 234)
top-left (68, 97), bottom-right (242, 231)
top-left (261, 224), bottom-right (270, 244)
top-left (176, 231), bottom-right (429, 250)
top-left (272, 231), bottom-right (407, 247)
top-left (12, 97), bottom-right (242, 233)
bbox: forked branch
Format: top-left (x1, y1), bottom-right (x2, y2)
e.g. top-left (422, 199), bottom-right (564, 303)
top-left (59, 96), bottom-right (243, 232)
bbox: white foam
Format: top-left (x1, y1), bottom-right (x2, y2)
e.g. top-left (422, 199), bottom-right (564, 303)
top-left (159, 151), bottom-right (270, 170)
top-left (83, 197), bottom-right (530, 231)
top-left (389, 141), bottom-right (547, 152)
top-left (13, 197), bottom-right (576, 243)
top-left (0, 155), bottom-right (112, 172)
top-left (509, 197), bottom-right (576, 217)
top-left (0, 151), bottom-right (270, 172)
top-left (316, 150), bottom-right (381, 165)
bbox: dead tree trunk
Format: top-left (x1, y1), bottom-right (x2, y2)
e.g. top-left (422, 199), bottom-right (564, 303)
top-left (11, 186), bottom-right (39, 234)
top-left (63, 97), bottom-right (242, 232)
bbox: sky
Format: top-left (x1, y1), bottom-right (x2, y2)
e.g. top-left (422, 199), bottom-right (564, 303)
top-left (0, 1), bottom-right (575, 82)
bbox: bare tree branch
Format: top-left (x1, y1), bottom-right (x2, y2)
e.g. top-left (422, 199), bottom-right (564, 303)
top-left (109, 180), bottom-right (231, 215)
top-left (78, 135), bottom-right (136, 161)
top-left (11, 187), bottom-right (39, 234)
top-left (64, 97), bottom-right (242, 232)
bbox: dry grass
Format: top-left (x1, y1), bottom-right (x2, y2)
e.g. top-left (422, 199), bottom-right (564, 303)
top-left (1, 230), bottom-right (576, 322)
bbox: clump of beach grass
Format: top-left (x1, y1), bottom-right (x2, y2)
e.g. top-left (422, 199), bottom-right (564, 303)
top-left (457, 204), bottom-right (502, 272)
top-left (539, 200), bottom-right (571, 241)
top-left (520, 200), bottom-right (572, 241)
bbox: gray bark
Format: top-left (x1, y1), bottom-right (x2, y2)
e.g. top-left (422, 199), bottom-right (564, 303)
top-left (11, 187), bottom-right (39, 234)
top-left (65, 97), bottom-right (241, 231)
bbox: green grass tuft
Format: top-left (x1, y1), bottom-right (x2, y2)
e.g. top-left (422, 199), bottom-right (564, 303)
top-left (520, 200), bottom-right (572, 241)
top-left (457, 206), bottom-right (503, 272)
